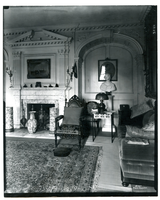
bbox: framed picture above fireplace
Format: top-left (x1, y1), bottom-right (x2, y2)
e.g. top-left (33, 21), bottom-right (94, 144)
top-left (27, 59), bottom-right (51, 79)
top-left (21, 53), bottom-right (56, 85)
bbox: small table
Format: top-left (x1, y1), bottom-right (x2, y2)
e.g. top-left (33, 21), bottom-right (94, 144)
top-left (93, 111), bottom-right (115, 143)
top-left (90, 115), bottom-right (101, 142)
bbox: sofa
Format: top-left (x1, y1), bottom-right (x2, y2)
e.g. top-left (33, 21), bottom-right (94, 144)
top-left (118, 100), bottom-right (157, 189)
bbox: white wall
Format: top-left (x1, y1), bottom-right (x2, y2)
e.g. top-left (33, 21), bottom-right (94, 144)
top-left (4, 28), bottom-right (146, 111)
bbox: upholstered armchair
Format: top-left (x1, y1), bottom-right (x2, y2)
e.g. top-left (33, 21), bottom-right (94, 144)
top-left (54, 95), bottom-right (85, 149)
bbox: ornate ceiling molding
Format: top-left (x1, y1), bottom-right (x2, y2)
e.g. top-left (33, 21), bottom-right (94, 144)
top-left (76, 32), bottom-right (143, 61)
top-left (4, 22), bottom-right (144, 37)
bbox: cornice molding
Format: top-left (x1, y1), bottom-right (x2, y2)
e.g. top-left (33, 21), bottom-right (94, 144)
top-left (7, 40), bottom-right (70, 48)
top-left (4, 22), bottom-right (143, 37)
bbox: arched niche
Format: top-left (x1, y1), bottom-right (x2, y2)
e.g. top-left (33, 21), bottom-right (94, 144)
top-left (75, 33), bottom-right (144, 100)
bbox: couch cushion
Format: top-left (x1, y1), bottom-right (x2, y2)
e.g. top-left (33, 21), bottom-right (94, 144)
top-left (129, 114), bottom-right (145, 127)
top-left (130, 100), bottom-right (153, 119)
top-left (57, 125), bottom-right (79, 135)
top-left (143, 121), bottom-right (155, 132)
top-left (120, 160), bottom-right (154, 180)
top-left (126, 125), bottom-right (154, 140)
top-left (142, 110), bottom-right (154, 126)
top-left (126, 138), bottom-right (149, 145)
top-left (119, 138), bottom-right (154, 162)
top-left (142, 111), bottom-right (155, 131)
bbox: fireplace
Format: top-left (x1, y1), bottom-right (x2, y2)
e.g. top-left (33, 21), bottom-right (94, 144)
top-left (11, 87), bottom-right (70, 129)
top-left (27, 103), bottom-right (55, 130)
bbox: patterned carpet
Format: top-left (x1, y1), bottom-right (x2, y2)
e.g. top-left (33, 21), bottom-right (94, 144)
top-left (4, 139), bottom-right (102, 195)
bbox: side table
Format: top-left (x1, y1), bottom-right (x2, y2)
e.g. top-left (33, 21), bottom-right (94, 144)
top-left (94, 111), bottom-right (115, 143)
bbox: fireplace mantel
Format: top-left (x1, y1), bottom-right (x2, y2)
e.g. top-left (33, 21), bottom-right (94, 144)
top-left (11, 87), bottom-right (71, 128)
top-left (21, 87), bottom-right (67, 91)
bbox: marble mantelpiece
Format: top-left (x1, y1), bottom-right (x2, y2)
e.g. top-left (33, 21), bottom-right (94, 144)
top-left (11, 87), bottom-right (71, 129)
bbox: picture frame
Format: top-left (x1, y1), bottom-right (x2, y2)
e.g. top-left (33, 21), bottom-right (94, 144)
top-left (27, 59), bottom-right (51, 79)
top-left (21, 53), bottom-right (56, 85)
top-left (98, 58), bottom-right (118, 81)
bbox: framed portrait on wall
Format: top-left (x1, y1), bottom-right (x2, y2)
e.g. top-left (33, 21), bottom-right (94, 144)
top-left (98, 58), bottom-right (118, 81)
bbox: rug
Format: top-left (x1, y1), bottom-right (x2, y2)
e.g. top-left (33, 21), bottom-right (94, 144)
top-left (4, 140), bottom-right (102, 194)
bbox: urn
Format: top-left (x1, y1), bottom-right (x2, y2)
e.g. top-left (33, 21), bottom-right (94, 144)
top-left (27, 111), bottom-right (37, 134)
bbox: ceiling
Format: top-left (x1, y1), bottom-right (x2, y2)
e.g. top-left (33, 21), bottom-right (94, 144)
top-left (3, 5), bottom-right (151, 30)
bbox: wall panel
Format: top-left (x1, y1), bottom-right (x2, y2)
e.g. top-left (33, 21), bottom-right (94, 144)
top-left (82, 44), bottom-right (138, 111)
top-left (85, 46), bottom-right (105, 93)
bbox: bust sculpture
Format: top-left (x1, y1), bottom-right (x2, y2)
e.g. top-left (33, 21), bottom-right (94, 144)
top-left (100, 73), bottom-right (116, 92)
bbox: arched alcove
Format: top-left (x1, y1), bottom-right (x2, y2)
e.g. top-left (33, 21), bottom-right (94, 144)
top-left (76, 33), bottom-right (145, 108)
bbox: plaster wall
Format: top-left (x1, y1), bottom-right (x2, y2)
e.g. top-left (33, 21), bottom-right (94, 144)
top-left (4, 27), bottom-right (145, 120)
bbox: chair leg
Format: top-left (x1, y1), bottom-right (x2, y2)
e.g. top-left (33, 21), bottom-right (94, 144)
top-left (78, 135), bottom-right (81, 149)
top-left (96, 121), bottom-right (99, 137)
top-left (55, 134), bottom-right (58, 147)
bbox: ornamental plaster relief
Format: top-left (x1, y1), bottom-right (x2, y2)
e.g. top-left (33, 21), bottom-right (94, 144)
top-left (12, 51), bottom-right (21, 58)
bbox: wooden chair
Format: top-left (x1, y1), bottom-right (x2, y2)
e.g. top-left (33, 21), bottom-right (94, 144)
top-left (54, 95), bottom-right (85, 149)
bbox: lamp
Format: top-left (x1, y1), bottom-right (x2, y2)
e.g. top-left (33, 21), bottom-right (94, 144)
top-left (95, 92), bottom-right (108, 114)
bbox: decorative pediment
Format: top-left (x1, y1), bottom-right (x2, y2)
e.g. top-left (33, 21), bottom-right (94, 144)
top-left (7, 30), bottom-right (34, 43)
top-left (5, 29), bottom-right (72, 47)
top-left (42, 29), bottom-right (71, 41)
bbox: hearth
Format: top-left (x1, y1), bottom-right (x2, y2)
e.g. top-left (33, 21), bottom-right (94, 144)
top-left (27, 103), bottom-right (55, 130)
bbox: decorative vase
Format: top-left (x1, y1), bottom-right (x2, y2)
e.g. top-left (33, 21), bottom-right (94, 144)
top-left (27, 111), bottom-right (37, 134)
top-left (49, 107), bottom-right (58, 133)
top-left (20, 115), bottom-right (27, 128)
top-left (5, 107), bottom-right (14, 132)
top-left (20, 108), bottom-right (27, 128)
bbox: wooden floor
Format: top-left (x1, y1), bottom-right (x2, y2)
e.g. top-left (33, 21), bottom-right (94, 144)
top-left (86, 131), bottom-right (133, 193)
top-left (5, 128), bottom-right (157, 195)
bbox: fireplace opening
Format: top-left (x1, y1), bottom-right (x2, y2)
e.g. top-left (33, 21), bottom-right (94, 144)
top-left (27, 103), bottom-right (55, 130)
